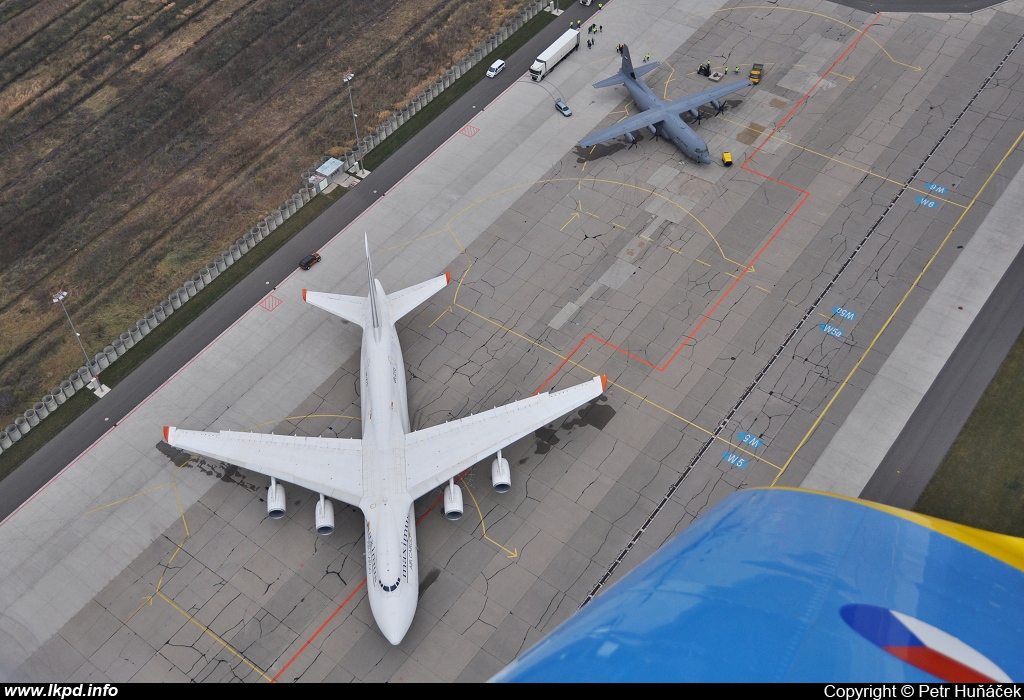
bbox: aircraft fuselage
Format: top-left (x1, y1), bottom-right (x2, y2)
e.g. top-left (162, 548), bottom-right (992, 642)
top-left (623, 76), bottom-right (711, 164)
top-left (358, 279), bottom-right (418, 645)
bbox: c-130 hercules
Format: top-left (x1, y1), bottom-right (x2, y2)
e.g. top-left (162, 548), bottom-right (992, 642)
top-left (579, 45), bottom-right (753, 163)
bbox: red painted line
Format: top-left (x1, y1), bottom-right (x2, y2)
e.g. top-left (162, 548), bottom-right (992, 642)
top-left (533, 14), bottom-right (880, 396)
top-left (271, 579), bottom-right (366, 683)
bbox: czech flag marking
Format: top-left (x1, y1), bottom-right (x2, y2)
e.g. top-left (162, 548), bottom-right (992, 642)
top-left (841, 604), bottom-right (1011, 682)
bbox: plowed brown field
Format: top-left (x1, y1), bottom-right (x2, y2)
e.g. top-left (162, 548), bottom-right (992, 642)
top-left (0, 0), bottom-right (532, 425)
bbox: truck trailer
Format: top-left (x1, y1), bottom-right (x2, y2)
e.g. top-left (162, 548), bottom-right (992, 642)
top-left (530, 29), bottom-right (580, 81)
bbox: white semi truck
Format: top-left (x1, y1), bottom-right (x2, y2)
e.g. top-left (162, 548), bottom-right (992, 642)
top-left (530, 29), bottom-right (580, 81)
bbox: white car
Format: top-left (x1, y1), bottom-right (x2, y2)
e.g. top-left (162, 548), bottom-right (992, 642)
top-left (486, 59), bottom-right (505, 78)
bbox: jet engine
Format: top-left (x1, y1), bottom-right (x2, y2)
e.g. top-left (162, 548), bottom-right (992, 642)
top-left (267, 477), bottom-right (286, 519)
top-left (443, 479), bottom-right (464, 520)
top-left (315, 494), bottom-right (335, 535)
top-left (492, 450), bottom-right (511, 493)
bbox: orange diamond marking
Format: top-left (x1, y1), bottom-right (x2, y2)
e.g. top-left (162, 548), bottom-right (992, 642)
top-left (459, 124), bottom-right (480, 138)
top-left (260, 294), bottom-right (282, 312)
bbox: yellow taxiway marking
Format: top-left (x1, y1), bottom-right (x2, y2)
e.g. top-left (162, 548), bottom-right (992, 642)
top-left (385, 176), bottom-right (749, 269)
top-left (108, 453), bottom-right (270, 681)
top-left (84, 483), bottom-right (172, 515)
top-left (719, 117), bottom-right (966, 209)
top-left (663, 6), bottom-right (921, 71)
top-left (158, 591), bottom-right (272, 682)
top-left (462, 481), bottom-right (518, 559)
top-left (451, 301), bottom-right (780, 471)
top-left (772, 126), bottom-right (1024, 486)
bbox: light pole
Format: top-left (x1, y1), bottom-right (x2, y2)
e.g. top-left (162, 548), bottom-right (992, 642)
top-left (343, 72), bottom-right (363, 173)
top-left (52, 289), bottom-right (96, 384)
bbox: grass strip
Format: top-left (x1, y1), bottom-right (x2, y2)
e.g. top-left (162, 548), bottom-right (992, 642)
top-left (362, 9), bottom-right (557, 170)
top-left (914, 326), bottom-right (1024, 538)
top-left (0, 187), bottom-right (344, 479)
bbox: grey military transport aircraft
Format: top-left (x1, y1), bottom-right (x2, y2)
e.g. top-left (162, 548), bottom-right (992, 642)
top-left (579, 45), bottom-right (753, 163)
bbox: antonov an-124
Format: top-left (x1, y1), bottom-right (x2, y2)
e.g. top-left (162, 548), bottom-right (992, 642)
top-left (164, 235), bottom-right (607, 644)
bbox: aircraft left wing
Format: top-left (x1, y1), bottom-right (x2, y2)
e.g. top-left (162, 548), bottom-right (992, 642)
top-left (164, 427), bottom-right (364, 506)
top-left (579, 110), bottom-right (669, 148)
top-left (663, 79), bottom-right (753, 116)
top-left (403, 375), bottom-right (607, 500)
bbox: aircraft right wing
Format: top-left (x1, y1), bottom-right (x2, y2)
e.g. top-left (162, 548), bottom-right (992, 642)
top-left (403, 375), bottom-right (607, 500)
top-left (579, 110), bottom-right (668, 148)
top-left (663, 79), bottom-right (754, 116)
top-left (164, 427), bottom-right (364, 506)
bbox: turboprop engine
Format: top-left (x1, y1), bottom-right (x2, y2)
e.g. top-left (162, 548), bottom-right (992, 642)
top-left (444, 478), bottom-right (464, 520)
top-left (710, 99), bottom-right (721, 112)
top-left (688, 108), bottom-right (700, 119)
top-left (492, 450), bottom-right (511, 493)
top-left (315, 494), bottom-right (335, 535)
top-left (267, 477), bottom-right (286, 519)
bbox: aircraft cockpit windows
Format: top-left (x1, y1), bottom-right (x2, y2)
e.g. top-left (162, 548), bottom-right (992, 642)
top-left (380, 579), bottom-right (401, 592)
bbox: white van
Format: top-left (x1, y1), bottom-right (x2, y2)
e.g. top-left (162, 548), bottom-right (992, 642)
top-left (486, 59), bottom-right (506, 78)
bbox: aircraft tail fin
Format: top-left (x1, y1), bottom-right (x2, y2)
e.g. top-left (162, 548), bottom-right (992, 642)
top-left (593, 45), bottom-right (660, 88)
top-left (365, 233), bottom-right (381, 330)
top-left (621, 44), bottom-right (636, 78)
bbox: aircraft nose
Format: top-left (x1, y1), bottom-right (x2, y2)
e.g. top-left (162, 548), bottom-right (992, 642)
top-left (377, 609), bottom-right (414, 645)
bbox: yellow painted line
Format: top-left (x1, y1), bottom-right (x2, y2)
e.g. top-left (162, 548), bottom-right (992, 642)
top-left (158, 591), bottom-right (273, 682)
top-left (450, 302), bottom-right (781, 470)
top-left (663, 6), bottom-right (920, 71)
top-left (721, 118), bottom-right (966, 209)
top-left (772, 126), bottom-right (1024, 486)
top-left (84, 483), bottom-right (172, 515)
top-left (696, 259), bottom-right (711, 266)
top-left (772, 487), bottom-right (1024, 571)
top-left (560, 211), bottom-right (580, 231)
top-left (428, 307), bottom-right (450, 328)
top-left (462, 482), bottom-right (518, 558)
top-left (831, 71), bottom-right (855, 81)
top-left (755, 285), bottom-right (772, 294)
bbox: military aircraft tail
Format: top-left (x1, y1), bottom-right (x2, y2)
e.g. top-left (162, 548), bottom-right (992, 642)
top-left (592, 44), bottom-right (661, 88)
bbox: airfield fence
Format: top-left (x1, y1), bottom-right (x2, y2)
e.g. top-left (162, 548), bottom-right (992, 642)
top-left (0, 0), bottom-right (550, 456)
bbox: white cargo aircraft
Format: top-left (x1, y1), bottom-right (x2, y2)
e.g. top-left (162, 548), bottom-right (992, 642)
top-left (164, 236), bottom-right (607, 644)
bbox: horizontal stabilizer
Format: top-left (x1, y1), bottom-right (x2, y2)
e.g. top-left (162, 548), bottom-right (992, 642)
top-left (632, 62), bottom-right (661, 80)
top-left (303, 289), bottom-right (365, 327)
top-left (388, 271), bottom-right (451, 323)
top-left (593, 73), bottom-right (626, 89)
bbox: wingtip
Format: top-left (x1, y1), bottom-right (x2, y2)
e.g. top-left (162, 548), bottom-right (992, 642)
top-left (163, 426), bottom-right (170, 443)
top-left (600, 374), bottom-right (608, 391)
top-left (445, 270), bottom-right (451, 285)
top-left (302, 288), bottom-right (307, 302)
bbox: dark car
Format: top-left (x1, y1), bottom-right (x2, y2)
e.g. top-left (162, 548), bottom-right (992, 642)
top-left (299, 253), bottom-right (321, 270)
top-left (555, 98), bottom-right (572, 117)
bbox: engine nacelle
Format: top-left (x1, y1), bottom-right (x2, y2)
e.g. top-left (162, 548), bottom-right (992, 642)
top-left (647, 124), bottom-right (658, 136)
top-left (315, 494), bottom-right (335, 535)
top-left (625, 131), bottom-right (637, 144)
top-left (492, 451), bottom-right (511, 493)
top-left (688, 108), bottom-right (700, 120)
top-left (267, 477), bottom-right (286, 519)
top-left (710, 99), bottom-right (721, 111)
top-left (443, 480), bottom-right (464, 521)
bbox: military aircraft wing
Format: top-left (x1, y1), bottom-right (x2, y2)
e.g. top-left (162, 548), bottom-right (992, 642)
top-left (404, 375), bottom-right (607, 500)
top-left (578, 109), bottom-right (670, 148)
top-left (663, 79), bottom-right (753, 116)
